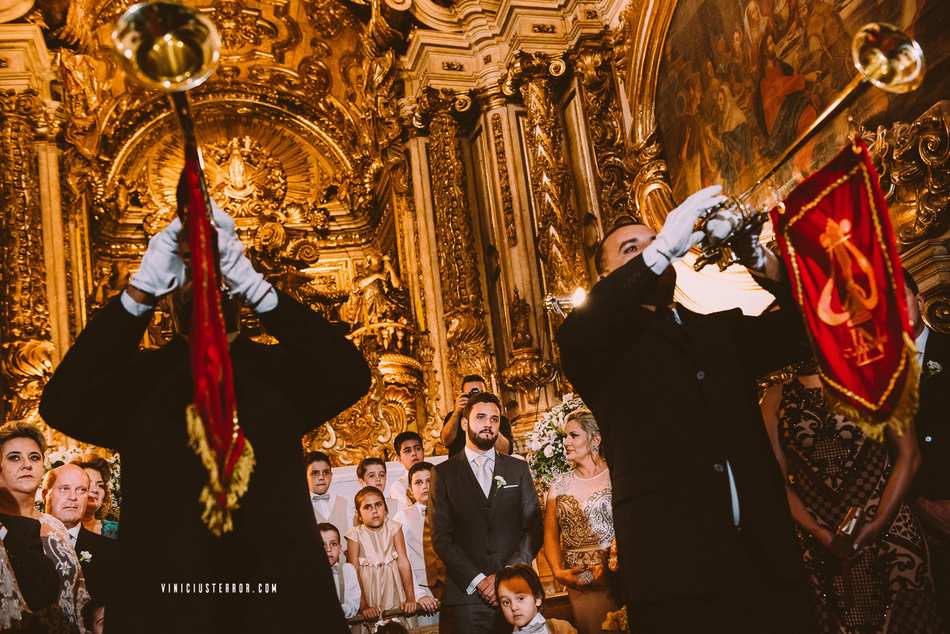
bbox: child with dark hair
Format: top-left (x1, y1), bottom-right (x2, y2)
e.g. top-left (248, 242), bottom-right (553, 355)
top-left (495, 564), bottom-right (576, 634)
top-left (319, 522), bottom-right (361, 619)
top-left (347, 487), bottom-right (416, 633)
top-left (386, 431), bottom-right (425, 512)
top-left (358, 457), bottom-right (400, 516)
top-left (392, 461), bottom-right (439, 627)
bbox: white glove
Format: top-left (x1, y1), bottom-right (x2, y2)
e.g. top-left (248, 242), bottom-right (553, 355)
top-left (129, 218), bottom-right (186, 297)
top-left (216, 220), bottom-right (277, 313)
top-left (643, 185), bottom-right (726, 273)
top-left (703, 206), bottom-right (743, 248)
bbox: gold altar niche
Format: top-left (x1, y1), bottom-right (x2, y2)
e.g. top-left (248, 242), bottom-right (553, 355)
top-left (0, 0), bottom-right (446, 465)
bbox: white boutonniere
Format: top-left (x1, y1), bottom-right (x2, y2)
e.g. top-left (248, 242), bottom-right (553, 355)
top-left (925, 360), bottom-right (943, 377)
top-left (493, 475), bottom-right (507, 491)
top-left (79, 550), bottom-right (92, 563)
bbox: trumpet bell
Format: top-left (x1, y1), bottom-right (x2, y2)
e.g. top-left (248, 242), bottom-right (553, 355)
top-left (852, 22), bottom-right (925, 94)
top-left (112, 2), bottom-right (220, 93)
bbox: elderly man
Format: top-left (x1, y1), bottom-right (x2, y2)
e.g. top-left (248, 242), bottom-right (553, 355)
top-left (40, 205), bottom-right (371, 633)
top-left (557, 186), bottom-right (813, 633)
top-left (43, 464), bottom-right (119, 611)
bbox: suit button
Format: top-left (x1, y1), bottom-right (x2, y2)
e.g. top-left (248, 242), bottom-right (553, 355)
top-left (696, 370), bottom-right (706, 380)
top-left (713, 462), bottom-right (725, 473)
top-left (924, 435), bottom-right (933, 443)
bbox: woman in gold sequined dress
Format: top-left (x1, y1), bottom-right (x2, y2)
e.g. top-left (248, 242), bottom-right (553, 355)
top-left (543, 410), bottom-right (618, 634)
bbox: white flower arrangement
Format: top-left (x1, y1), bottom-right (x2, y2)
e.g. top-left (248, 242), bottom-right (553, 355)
top-left (526, 393), bottom-right (587, 488)
top-left (79, 550), bottom-right (92, 563)
top-left (925, 360), bottom-right (943, 377)
top-left (493, 475), bottom-right (507, 491)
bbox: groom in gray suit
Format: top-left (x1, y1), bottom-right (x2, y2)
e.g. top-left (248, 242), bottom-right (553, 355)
top-left (432, 392), bottom-right (542, 633)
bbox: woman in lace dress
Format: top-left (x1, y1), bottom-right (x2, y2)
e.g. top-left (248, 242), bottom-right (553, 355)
top-left (543, 410), bottom-right (618, 634)
top-left (761, 370), bottom-right (942, 633)
top-left (0, 424), bottom-right (90, 633)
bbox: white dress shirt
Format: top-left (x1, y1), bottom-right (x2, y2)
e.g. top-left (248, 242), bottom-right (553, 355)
top-left (66, 524), bottom-right (81, 546)
top-left (392, 503), bottom-right (431, 599)
top-left (332, 561), bottom-right (361, 619)
top-left (385, 474), bottom-right (412, 514)
top-left (463, 446), bottom-right (496, 594)
top-left (916, 327), bottom-right (931, 369)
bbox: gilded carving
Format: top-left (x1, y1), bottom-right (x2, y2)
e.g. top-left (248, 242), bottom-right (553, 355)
top-left (573, 41), bottom-right (639, 228)
top-left (861, 100), bottom-right (949, 247)
top-left (414, 86), bottom-right (494, 385)
top-left (502, 51), bottom-right (586, 296)
top-left (490, 112), bottom-right (518, 246)
top-left (0, 89), bottom-right (54, 425)
top-left (205, 1), bottom-right (278, 51)
top-left (501, 290), bottom-right (556, 404)
top-left (304, 0), bottom-right (356, 40)
top-left (627, 132), bottom-right (676, 231)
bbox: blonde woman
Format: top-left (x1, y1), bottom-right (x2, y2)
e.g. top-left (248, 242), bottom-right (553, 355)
top-left (543, 410), bottom-right (618, 634)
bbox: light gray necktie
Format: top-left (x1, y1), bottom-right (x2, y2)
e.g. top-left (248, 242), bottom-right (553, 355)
top-left (474, 455), bottom-right (492, 497)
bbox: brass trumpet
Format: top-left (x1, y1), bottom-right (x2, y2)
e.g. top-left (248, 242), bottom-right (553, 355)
top-left (112, 1), bottom-right (221, 151)
top-left (694, 22), bottom-right (925, 272)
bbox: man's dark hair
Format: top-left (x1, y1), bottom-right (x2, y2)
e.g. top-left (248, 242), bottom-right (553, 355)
top-left (494, 563), bottom-right (545, 601)
top-left (460, 374), bottom-right (486, 389)
top-left (375, 622), bottom-right (410, 634)
top-left (903, 268), bottom-right (919, 296)
top-left (0, 423), bottom-right (47, 454)
top-left (305, 451), bottom-right (332, 469)
top-left (393, 431), bottom-right (423, 455)
top-left (462, 391), bottom-right (502, 422)
top-left (357, 457), bottom-right (386, 480)
top-left (594, 217), bottom-right (640, 275)
top-left (408, 460), bottom-right (434, 482)
top-left (317, 522), bottom-right (340, 540)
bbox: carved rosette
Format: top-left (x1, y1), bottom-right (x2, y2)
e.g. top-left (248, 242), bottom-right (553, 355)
top-left (573, 42), bottom-right (639, 228)
top-left (502, 51), bottom-right (587, 296)
top-left (414, 87), bottom-right (495, 386)
top-left (501, 290), bottom-right (556, 404)
top-left (0, 89), bottom-right (55, 425)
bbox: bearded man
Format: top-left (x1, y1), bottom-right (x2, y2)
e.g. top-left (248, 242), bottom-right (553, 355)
top-left (431, 392), bottom-right (542, 634)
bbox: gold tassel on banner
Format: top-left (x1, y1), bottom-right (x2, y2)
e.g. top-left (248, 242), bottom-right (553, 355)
top-left (823, 332), bottom-right (920, 442)
top-left (185, 405), bottom-right (256, 536)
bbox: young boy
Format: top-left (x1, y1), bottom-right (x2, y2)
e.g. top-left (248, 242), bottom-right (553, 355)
top-left (307, 451), bottom-right (350, 530)
top-left (496, 564), bottom-right (576, 634)
top-left (357, 457), bottom-right (399, 515)
top-left (392, 461), bottom-right (439, 626)
top-left (386, 431), bottom-right (425, 511)
top-left (319, 523), bottom-right (361, 620)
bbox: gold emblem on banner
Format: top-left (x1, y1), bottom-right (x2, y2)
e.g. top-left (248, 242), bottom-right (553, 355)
top-left (818, 218), bottom-right (886, 367)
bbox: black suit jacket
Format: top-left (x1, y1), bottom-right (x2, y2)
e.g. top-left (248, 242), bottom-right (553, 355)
top-left (916, 328), bottom-right (950, 500)
top-left (40, 291), bottom-right (371, 634)
top-left (0, 513), bottom-right (60, 612)
top-left (557, 255), bottom-right (809, 604)
top-left (431, 451), bottom-right (542, 606)
top-left (75, 527), bottom-right (120, 607)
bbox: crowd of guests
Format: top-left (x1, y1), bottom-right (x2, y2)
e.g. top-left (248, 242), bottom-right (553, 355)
top-left (0, 425), bottom-right (119, 633)
top-left (0, 181), bottom-right (947, 633)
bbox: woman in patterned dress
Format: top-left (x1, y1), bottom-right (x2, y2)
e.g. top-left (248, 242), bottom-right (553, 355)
top-left (761, 370), bottom-right (942, 633)
top-left (0, 424), bottom-right (90, 633)
top-left (543, 410), bottom-right (618, 634)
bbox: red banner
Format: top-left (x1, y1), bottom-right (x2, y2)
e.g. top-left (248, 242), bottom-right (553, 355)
top-left (178, 154), bottom-right (254, 536)
top-left (770, 141), bottom-right (918, 441)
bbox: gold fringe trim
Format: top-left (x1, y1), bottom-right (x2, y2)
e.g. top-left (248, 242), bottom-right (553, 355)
top-left (825, 332), bottom-right (920, 443)
top-left (185, 405), bottom-right (256, 536)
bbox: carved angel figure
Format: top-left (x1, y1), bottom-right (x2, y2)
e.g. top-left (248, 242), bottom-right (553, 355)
top-left (342, 249), bottom-right (409, 328)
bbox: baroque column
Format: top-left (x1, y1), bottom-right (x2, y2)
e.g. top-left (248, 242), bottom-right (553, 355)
top-left (0, 89), bottom-right (54, 426)
top-left (573, 39), bottom-right (639, 229)
top-left (412, 86), bottom-right (495, 391)
top-left (502, 51), bottom-right (588, 298)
